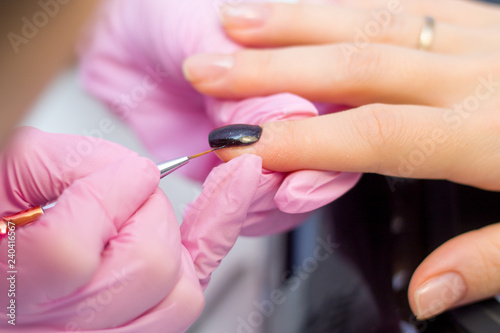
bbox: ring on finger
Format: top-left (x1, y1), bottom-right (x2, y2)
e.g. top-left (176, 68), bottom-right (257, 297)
top-left (418, 16), bottom-right (435, 51)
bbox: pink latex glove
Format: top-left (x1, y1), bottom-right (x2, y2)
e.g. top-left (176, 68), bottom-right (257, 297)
top-left (80, 0), bottom-right (361, 234)
top-left (0, 127), bottom-right (262, 332)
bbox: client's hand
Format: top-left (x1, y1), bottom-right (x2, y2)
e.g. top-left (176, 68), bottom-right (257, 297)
top-left (182, 0), bottom-right (500, 320)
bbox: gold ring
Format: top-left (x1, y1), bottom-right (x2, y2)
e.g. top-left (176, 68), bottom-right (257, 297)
top-left (418, 16), bottom-right (435, 51)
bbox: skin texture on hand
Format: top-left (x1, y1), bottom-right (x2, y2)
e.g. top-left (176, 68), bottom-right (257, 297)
top-left (79, 0), bottom-right (360, 222)
top-left (181, 0), bottom-right (500, 322)
top-left (0, 128), bottom-right (264, 332)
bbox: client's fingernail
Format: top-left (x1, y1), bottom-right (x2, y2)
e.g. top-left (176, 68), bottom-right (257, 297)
top-left (209, 124), bottom-right (262, 149)
top-left (220, 4), bottom-right (270, 28)
top-left (414, 272), bottom-right (467, 319)
top-left (183, 54), bottom-right (234, 82)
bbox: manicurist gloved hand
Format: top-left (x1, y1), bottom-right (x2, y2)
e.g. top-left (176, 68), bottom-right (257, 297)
top-left (181, 0), bottom-right (500, 320)
top-left (0, 127), bottom-right (262, 332)
top-left (79, 0), bottom-right (360, 235)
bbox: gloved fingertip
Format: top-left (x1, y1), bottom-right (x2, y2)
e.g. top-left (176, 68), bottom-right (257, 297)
top-left (224, 154), bottom-right (263, 197)
top-left (111, 155), bottom-right (160, 189)
top-left (137, 156), bottom-right (162, 186)
top-left (204, 153), bottom-right (262, 187)
top-left (225, 153), bottom-right (263, 173)
top-left (181, 154), bottom-right (263, 287)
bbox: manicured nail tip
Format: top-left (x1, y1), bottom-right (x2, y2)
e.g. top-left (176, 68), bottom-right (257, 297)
top-left (182, 61), bottom-right (194, 82)
top-left (183, 54), bottom-right (234, 82)
top-left (209, 124), bottom-right (262, 149)
top-left (414, 272), bottom-right (466, 319)
top-left (220, 4), bottom-right (270, 28)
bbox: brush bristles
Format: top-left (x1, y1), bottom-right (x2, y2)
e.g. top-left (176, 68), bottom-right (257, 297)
top-left (188, 149), bottom-right (216, 159)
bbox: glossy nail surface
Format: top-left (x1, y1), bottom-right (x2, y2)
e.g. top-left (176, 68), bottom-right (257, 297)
top-left (414, 272), bottom-right (466, 319)
top-left (209, 124), bottom-right (262, 149)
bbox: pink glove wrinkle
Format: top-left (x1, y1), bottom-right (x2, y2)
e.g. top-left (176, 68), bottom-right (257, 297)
top-left (80, 0), bottom-right (360, 235)
top-left (0, 128), bottom-right (264, 332)
top-left (181, 154), bottom-right (262, 288)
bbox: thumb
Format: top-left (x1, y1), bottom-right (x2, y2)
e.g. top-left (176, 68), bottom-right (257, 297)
top-left (408, 223), bottom-right (500, 319)
top-left (180, 154), bottom-right (262, 289)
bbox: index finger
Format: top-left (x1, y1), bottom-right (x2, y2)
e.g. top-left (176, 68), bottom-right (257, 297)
top-left (215, 104), bottom-right (500, 190)
top-left (183, 45), bottom-right (473, 107)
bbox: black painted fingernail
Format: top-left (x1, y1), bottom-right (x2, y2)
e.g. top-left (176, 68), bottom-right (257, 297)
top-left (209, 124), bottom-right (262, 149)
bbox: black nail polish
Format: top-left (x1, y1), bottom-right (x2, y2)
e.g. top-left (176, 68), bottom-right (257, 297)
top-left (209, 124), bottom-right (262, 149)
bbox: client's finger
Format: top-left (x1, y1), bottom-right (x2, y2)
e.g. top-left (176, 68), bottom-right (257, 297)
top-left (408, 223), bottom-right (500, 319)
top-left (221, 2), bottom-right (484, 53)
top-left (215, 104), bottom-right (500, 191)
top-left (184, 45), bottom-right (475, 107)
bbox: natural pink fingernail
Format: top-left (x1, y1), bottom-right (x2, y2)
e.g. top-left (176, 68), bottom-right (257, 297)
top-left (220, 4), bottom-right (270, 28)
top-left (183, 54), bottom-right (234, 82)
top-left (414, 272), bottom-right (467, 319)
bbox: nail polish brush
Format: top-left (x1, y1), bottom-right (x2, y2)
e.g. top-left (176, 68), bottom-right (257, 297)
top-left (0, 149), bottom-right (215, 237)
